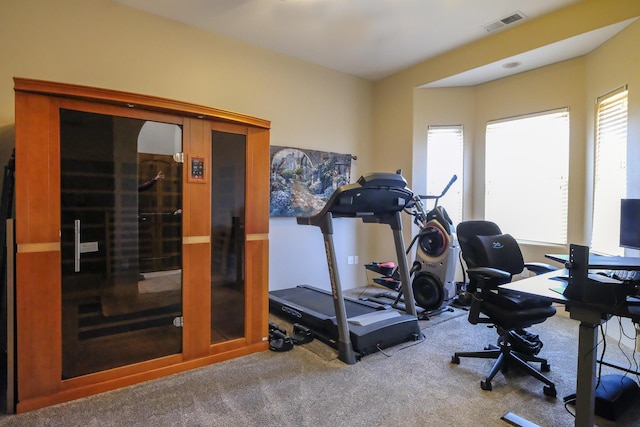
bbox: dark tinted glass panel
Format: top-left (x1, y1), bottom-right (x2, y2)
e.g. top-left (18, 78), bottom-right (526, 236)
top-left (60, 109), bottom-right (183, 378)
top-left (211, 130), bottom-right (246, 343)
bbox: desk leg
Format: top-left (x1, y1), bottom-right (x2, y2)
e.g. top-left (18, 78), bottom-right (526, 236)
top-left (571, 306), bottom-right (603, 427)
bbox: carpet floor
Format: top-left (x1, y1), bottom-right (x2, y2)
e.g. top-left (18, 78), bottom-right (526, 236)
top-left (1, 301), bottom-right (639, 426)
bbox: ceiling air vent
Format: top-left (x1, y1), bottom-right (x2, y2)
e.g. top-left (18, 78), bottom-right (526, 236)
top-left (484, 11), bottom-right (527, 32)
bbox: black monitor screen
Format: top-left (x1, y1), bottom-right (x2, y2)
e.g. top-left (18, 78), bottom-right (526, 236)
top-left (620, 199), bottom-right (640, 250)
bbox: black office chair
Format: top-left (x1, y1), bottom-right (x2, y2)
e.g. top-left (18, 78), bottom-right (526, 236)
top-left (450, 220), bottom-right (558, 397)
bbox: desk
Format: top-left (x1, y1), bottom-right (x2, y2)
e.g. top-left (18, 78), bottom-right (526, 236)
top-left (501, 269), bottom-right (640, 427)
top-left (546, 253), bottom-right (640, 270)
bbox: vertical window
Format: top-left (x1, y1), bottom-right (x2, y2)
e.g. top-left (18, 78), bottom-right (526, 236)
top-left (485, 109), bottom-right (569, 244)
top-left (426, 125), bottom-right (463, 227)
top-left (591, 87), bottom-right (628, 255)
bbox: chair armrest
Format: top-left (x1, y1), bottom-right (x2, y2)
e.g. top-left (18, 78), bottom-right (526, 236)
top-left (524, 262), bottom-right (557, 275)
top-left (467, 267), bottom-right (511, 282)
top-left (466, 267), bottom-right (510, 324)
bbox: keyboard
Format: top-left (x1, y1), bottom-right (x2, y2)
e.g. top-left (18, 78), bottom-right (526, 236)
top-left (548, 273), bottom-right (628, 296)
top-left (600, 269), bottom-right (640, 283)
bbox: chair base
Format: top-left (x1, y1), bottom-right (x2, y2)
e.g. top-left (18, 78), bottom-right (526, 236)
top-left (451, 338), bottom-right (557, 397)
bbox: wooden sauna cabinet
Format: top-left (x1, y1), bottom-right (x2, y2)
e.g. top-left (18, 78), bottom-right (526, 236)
top-left (13, 78), bottom-right (270, 412)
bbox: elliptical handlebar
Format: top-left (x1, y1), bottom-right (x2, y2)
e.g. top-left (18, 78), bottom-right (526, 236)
top-left (419, 174), bottom-right (457, 201)
top-left (406, 174), bottom-right (457, 229)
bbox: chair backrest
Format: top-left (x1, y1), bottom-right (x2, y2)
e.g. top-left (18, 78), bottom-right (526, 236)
top-left (457, 220), bottom-right (525, 278)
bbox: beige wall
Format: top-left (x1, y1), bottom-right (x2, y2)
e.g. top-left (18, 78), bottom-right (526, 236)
top-left (408, 15), bottom-right (640, 345)
top-left (410, 58), bottom-right (588, 272)
top-left (587, 19), bottom-right (640, 215)
top-left (473, 58), bottom-right (588, 260)
top-left (373, 0), bottom-right (640, 265)
top-left (412, 88), bottom-right (475, 212)
top-left (0, 0), bottom-right (374, 291)
top-left (374, 0), bottom-right (640, 177)
top-left (409, 20), bottom-right (640, 265)
top-left (2, 0), bottom-right (640, 292)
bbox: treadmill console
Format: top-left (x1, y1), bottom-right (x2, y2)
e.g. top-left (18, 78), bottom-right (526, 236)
top-left (300, 171), bottom-right (414, 225)
top-left (357, 172), bottom-right (407, 188)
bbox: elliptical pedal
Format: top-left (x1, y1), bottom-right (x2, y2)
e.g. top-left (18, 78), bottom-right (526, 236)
top-left (372, 277), bottom-right (401, 291)
top-left (365, 261), bottom-right (397, 277)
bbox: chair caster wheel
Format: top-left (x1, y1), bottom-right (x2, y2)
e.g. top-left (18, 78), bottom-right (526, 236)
top-left (541, 361), bottom-right (550, 372)
top-left (543, 385), bottom-right (557, 397)
top-left (451, 355), bottom-right (460, 364)
top-left (480, 379), bottom-right (492, 391)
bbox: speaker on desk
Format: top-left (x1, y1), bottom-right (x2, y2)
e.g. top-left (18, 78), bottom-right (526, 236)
top-left (410, 207), bottom-right (459, 311)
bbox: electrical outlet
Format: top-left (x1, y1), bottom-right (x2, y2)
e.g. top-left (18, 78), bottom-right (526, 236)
top-left (354, 256), bottom-right (359, 264)
top-left (348, 256), bottom-right (354, 265)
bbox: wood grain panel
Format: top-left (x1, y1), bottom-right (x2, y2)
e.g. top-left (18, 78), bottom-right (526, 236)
top-left (15, 78), bottom-right (271, 130)
top-left (182, 119), bottom-right (211, 238)
top-left (209, 337), bottom-right (250, 355)
top-left (210, 121), bottom-right (248, 135)
top-left (60, 353), bottom-right (183, 391)
top-left (246, 127), bottom-right (270, 235)
top-left (245, 239), bottom-right (269, 344)
top-left (15, 93), bottom-right (60, 244)
top-left (16, 251), bottom-right (62, 400)
top-left (182, 243), bottom-right (212, 360)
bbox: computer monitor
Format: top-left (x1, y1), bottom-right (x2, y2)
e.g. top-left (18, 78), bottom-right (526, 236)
top-left (619, 199), bottom-right (640, 250)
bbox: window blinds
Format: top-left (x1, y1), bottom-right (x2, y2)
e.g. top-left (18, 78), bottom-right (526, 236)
top-left (426, 125), bottom-right (463, 227)
top-left (591, 87), bottom-right (628, 255)
top-left (485, 108), bottom-right (569, 244)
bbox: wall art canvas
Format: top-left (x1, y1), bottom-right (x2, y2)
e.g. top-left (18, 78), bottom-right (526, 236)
top-left (270, 146), bottom-right (352, 217)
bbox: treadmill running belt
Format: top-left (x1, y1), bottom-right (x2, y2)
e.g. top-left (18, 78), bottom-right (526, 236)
top-left (270, 286), bottom-right (377, 318)
top-left (269, 284), bottom-right (421, 358)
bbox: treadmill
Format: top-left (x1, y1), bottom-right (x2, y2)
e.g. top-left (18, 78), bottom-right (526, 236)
top-left (269, 172), bottom-right (422, 364)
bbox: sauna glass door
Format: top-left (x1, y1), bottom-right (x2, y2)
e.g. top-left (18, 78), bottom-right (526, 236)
top-left (60, 109), bottom-right (183, 378)
top-left (210, 129), bottom-right (246, 343)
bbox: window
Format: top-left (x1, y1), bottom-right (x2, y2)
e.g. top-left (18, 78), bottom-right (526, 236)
top-left (591, 87), bottom-right (628, 255)
top-left (426, 125), bottom-right (463, 227)
top-left (485, 109), bottom-right (570, 244)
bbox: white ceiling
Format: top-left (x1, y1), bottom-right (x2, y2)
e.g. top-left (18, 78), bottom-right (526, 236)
top-left (113, 0), bottom-right (635, 84)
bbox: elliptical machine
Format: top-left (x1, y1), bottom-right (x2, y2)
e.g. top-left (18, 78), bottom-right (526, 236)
top-left (406, 175), bottom-right (460, 314)
top-left (365, 175), bottom-right (460, 318)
